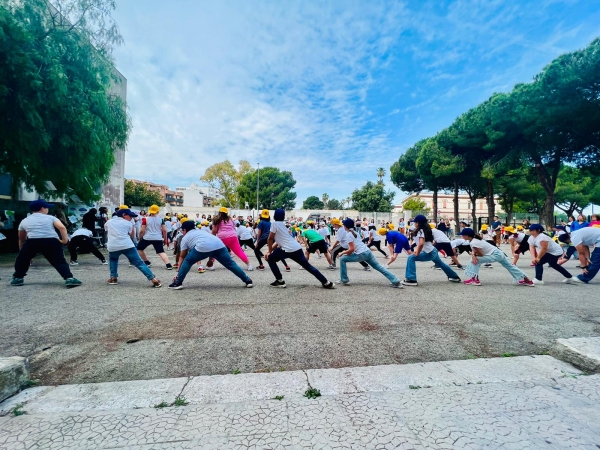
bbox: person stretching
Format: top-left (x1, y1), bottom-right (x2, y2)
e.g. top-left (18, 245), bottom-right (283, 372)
top-left (211, 207), bottom-right (253, 271)
top-left (329, 218), bottom-right (370, 270)
top-left (302, 225), bottom-right (335, 269)
top-left (338, 219), bottom-right (402, 288)
top-left (366, 225), bottom-right (388, 258)
top-left (254, 209), bottom-right (289, 272)
top-left (137, 204), bottom-right (172, 270)
top-left (68, 227), bottom-right (107, 265)
top-left (265, 209), bottom-right (334, 289)
top-left (169, 220), bottom-right (253, 289)
top-left (377, 228), bottom-right (411, 267)
top-left (528, 224), bottom-right (575, 285)
top-left (402, 215), bottom-right (461, 287)
top-left (460, 228), bottom-right (533, 287)
top-left (558, 227), bottom-right (600, 284)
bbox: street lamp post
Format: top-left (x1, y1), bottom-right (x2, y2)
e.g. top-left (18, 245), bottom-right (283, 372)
top-left (256, 163), bottom-right (260, 219)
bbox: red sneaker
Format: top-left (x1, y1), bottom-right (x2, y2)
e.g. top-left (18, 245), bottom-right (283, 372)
top-left (463, 278), bottom-right (481, 286)
top-left (518, 279), bottom-right (535, 287)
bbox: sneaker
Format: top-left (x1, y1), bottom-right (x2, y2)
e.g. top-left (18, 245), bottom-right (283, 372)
top-left (246, 281), bottom-right (254, 288)
top-left (449, 262), bottom-right (457, 266)
top-left (258, 265), bottom-right (266, 271)
top-left (533, 278), bottom-right (545, 285)
top-left (10, 278), bottom-right (24, 286)
top-left (106, 277), bottom-right (118, 285)
top-left (65, 277), bottom-right (82, 288)
top-left (566, 277), bottom-right (585, 284)
top-left (530, 263), bottom-right (536, 267)
top-left (336, 279), bottom-right (351, 285)
top-left (363, 266), bottom-right (371, 271)
top-left (197, 267), bottom-right (206, 273)
top-left (401, 279), bottom-right (418, 286)
top-left (457, 265), bottom-right (464, 270)
top-left (448, 277), bottom-right (461, 283)
top-left (322, 281), bottom-right (335, 289)
top-left (207, 266), bottom-right (215, 271)
top-left (247, 264), bottom-right (254, 271)
top-left (285, 266), bottom-right (291, 272)
top-left (484, 264), bottom-right (493, 268)
top-left (173, 264), bottom-right (179, 269)
top-left (101, 260), bottom-right (108, 265)
top-left (439, 250), bottom-right (447, 258)
top-left (70, 261), bottom-right (79, 266)
top-left (434, 266), bottom-right (442, 270)
top-left (270, 279), bottom-right (287, 288)
top-left (152, 279), bottom-right (162, 288)
top-left (518, 279), bottom-right (535, 287)
top-left (463, 278), bottom-right (481, 286)
top-left (331, 263), bottom-right (337, 268)
top-left (298, 265), bottom-right (304, 270)
top-left (390, 282), bottom-right (403, 289)
top-left (327, 265), bottom-right (336, 270)
top-left (168, 281), bottom-right (183, 290)
top-left (207, 259), bottom-right (214, 268)
top-left (144, 260), bottom-right (152, 267)
top-left (166, 264), bottom-right (173, 270)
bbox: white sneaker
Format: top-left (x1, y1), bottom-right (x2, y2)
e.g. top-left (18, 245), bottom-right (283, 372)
top-left (563, 277), bottom-right (583, 284)
top-left (363, 267), bottom-right (371, 271)
top-left (247, 264), bottom-right (254, 271)
top-left (70, 261), bottom-right (79, 266)
top-left (533, 278), bottom-right (545, 285)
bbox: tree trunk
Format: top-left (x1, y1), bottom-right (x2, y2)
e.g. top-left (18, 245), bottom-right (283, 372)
top-left (534, 157), bottom-right (560, 229)
top-left (432, 187), bottom-right (438, 223)
top-left (486, 179), bottom-right (495, 223)
top-left (541, 193), bottom-right (555, 229)
top-left (453, 180), bottom-right (460, 233)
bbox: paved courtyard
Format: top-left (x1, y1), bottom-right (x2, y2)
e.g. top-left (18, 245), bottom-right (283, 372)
top-left (1, 247), bottom-right (599, 385)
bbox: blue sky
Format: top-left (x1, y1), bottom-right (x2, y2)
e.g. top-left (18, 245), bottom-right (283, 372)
top-left (113, 0), bottom-right (600, 206)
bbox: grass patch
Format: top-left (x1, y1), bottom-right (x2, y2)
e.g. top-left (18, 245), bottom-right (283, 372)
top-left (304, 388), bottom-right (321, 399)
top-left (11, 404), bottom-right (27, 416)
top-left (172, 395), bottom-right (189, 407)
top-left (466, 354), bottom-right (478, 360)
top-left (409, 385), bottom-right (421, 390)
top-left (153, 401), bottom-right (169, 409)
top-left (233, 369), bottom-right (240, 375)
top-left (20, 379), bottom-right (39, 390)
top-left (502, 353), bottom-right (516, 357)
top-left (274, 395), bottom-right (285, 401)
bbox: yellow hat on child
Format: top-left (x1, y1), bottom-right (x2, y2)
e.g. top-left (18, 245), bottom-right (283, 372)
top-left (378, 228), bottom-right (388, 235)
top-left (148, 205), bottom-right (160, 214)
top-left (219, 206), bottom-right (229, 214)
top-left (260, 209), bottom-right (270, 219)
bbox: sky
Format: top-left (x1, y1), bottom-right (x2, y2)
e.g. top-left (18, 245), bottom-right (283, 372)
top-left (112, 0), bottom-right (600, 206)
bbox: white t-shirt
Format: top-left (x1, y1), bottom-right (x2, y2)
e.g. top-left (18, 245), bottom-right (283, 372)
top-left (370, 229), bottom-right (381, 242)
top-left (317, 227), bottom-right (328, 240)
top-left (104, 217), bottom-right (135, 251)
top-left (71, 228), bottom-right (93, 238)
top-left (432, 229), bottom-right (450, 243)
top-left (180, 229), bottom-right (205, 252)
top-left (349, 232), bottom-right (369, 255)
top-left (165, 221), bottom-right (173, 232)
top-left (142, 216), bottom-right (164, 241)
top-left (451, 238), bottom-right (468, 249)
top-left (237, 226), bottom-right (253, 241)
top-left (511, 232), bottom-right (527, 244)
top-left (469, 238), bottom-right (497, 256)
top-left (18, 213), bottom-right (59, 239)
top-left (415, 230), bottom-right (435, 253)
top-left (271, 221), bottom-right (302, 252)
top-left (480, 230), bottom-right (493, 241)
top-left (193, 231), bottom-right (226, 253)
top-left (529, 233), bottom-right (563, 256)
top-left (336, 228), bottom-right (349, 248)
top-left (570, 227), bottom-right (600, 247)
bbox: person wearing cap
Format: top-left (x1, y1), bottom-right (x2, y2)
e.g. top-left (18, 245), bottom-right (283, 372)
top-left (210, 207), bottom-right (253, 272)
top-left (328, 218), bottom-right (370, 270)
top-left (505, 226), bottom-right (530, 265)
top-left (430, 226), bottom-right (465, 270)
top-left (377, 228), bottom-right (409, 267)
top-left (237, 221), bottom-right (256, 252)
top-left (171, 221), bottom-right (209, 283)
top-left (301, 224), bottom-right (335, 269)
top-left (557, 227), bottom-right (600, 283)
top-left (104, 208), bottom-right (162, 287)
top-left (11, 200), bottom-right (83, 288)
top-left (254, 209), bottom-right (289, 272)
top-left (265, 209), bottom-right (334, 289)
top-left (68, 226), bottom-right (108, 266)
top-left (169, 219), bottom-right (253, 290)
top-left (460, 227), bottom-right (533, 287)
top-left (137, 204), bottom-right (173, 270)
top-left (401, 215), bottom-right (461, 287)
top-left (528, 224), bottom-right (575, 285)
top-left (337, 219), bottom-right (401, 287)
top-left (366, 225), bottom-right (388, 258)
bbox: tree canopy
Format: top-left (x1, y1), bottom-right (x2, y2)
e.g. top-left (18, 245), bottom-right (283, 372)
top-left (351, 181), bottom-right (395, 212)
top-left (302, 196), bottom-right (324, 210)
top-left (0, 0), bottom-right (130, 202)
top-left (200, 160), bottom-right (252, 208)
top-left (124, 179), bottom-right (164, 207)
top-left (237, 167), bottom-right (297, 210)
top-left (390, 38), bottom-right (600, 227)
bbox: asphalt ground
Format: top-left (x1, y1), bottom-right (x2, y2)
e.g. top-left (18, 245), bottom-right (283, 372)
top-left (1, 244), bottom-right (599, 385)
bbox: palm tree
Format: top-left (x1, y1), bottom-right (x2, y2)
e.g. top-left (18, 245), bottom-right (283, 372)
top-left (376, 167), bottom-right (386, 184)
top-left (345, 197), bottom-right (352, 209)
top-left (322, 193), bottom-right (329, 209)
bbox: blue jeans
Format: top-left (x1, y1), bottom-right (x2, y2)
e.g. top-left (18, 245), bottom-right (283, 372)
top-left (340, 251), bottom-right (399, 284)
top-left (578, 247), bottom-right (599, 283)
top-left (109, 247), bottom-right (155, 280)
top-left (465, 249), bottom-right (526, 281)
top-left (405, 248), bottom-right (458, 281)
top-left (177, 247), bottom-right (251, 285)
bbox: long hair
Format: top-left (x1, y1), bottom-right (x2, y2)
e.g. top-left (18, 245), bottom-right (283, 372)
top-left (415, 219), bottom-right (433, 242)
top-left (213, 211), bottom-right (230, 227)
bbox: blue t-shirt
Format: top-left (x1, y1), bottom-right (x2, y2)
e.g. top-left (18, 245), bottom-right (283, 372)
top-left (257, 220), bottom-right (271, 241)
top-left (571, 221), bottom-right (589, 231)
top-left (491, 220), bottom-right (502, 231)
top-left (386, 231), bottom-right (410, 253)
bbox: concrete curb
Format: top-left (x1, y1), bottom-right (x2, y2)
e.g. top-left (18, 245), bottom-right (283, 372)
top-left (0, 357), bottom-right (29, 403)
top-left (0, 355), bottom-right (581, 415)
top-left (551, 337), bottom-right (600, 373)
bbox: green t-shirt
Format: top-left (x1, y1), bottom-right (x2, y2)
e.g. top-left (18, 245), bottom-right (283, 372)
top-left (302, 229), bottom-right (324, 243)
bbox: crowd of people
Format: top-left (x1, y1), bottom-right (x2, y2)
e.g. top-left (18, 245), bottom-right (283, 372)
top-left (9, 199), bottom-right (600, 289)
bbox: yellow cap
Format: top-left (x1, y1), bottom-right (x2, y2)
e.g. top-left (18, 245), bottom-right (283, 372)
top-left (429, 223), bottom-right (436, 229)
top-left (481, 224), bottom-right (488, 230)
top-left (260, 209), bottom-right (270, 219)
top-left (148, 204), bottom-right (159, 214)
top-left (378, 228), bottom-right (388, 235)
top-left (219, 206), bottom-right (229, 214)
top-left (118, 204), bottom-right (129, 210)
top-left (180, 217), bottom-right (188, 223)
top-left (504, 226), bottom-right (515, 234)
top-left (516, 225), bottom-right (524, 231)
top-left (331, 218), bottom-right (342, 226)
top-left (387, 223), bottom-right (395, 230)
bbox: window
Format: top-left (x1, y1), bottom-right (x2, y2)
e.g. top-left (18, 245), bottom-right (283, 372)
top-left (443, 200), bottom-right (447, 208)
top-left (467, 202), bottom-right (471, 209)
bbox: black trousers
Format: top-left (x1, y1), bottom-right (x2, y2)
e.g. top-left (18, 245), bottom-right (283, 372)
top-left (331, 244), bottom-right (368, 267)
top-left (367, 240), bottom-right (387, 257)
top-left (68, 236), bottom-right (105, 262)
top-left (239, 238), bottom-right (256, 250)
top-left (268, 248), bottom-right (327, 284)
top-left (14, 238), bottom-right (72, 279)
top-left (254, 239), bottom-right (287, 267)
top-left (535, 253), bottom-right (572, 281)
